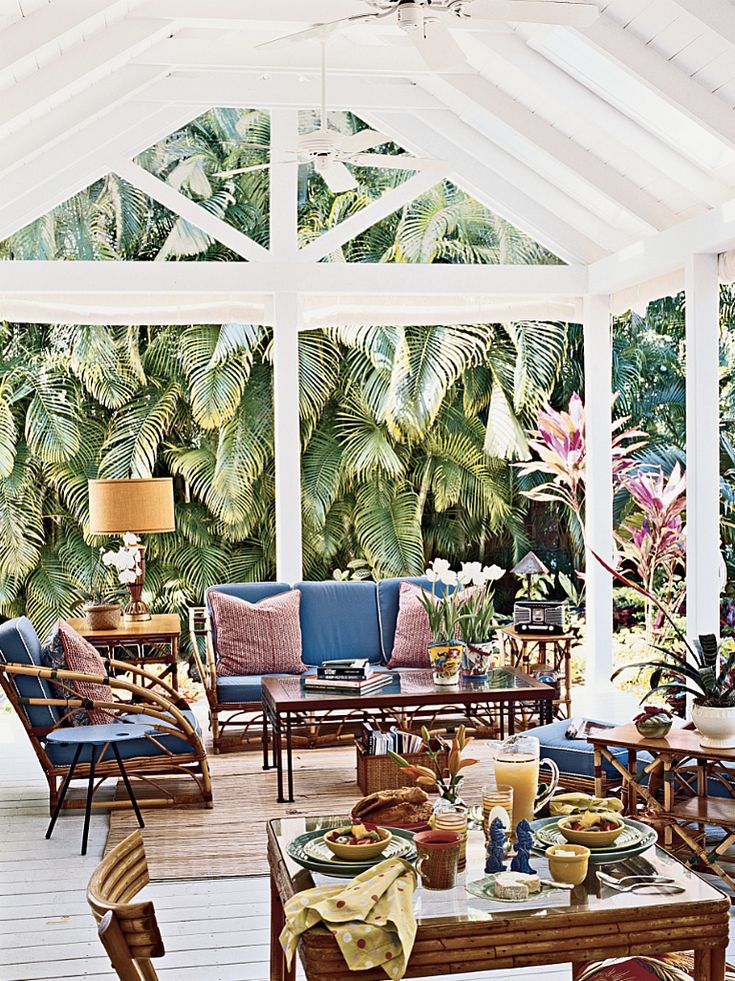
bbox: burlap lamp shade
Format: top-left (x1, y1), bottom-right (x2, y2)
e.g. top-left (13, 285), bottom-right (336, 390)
top-left (88, 478), bottom-right (175, 535)
top-left (88, 478), bottom-right (175, 621)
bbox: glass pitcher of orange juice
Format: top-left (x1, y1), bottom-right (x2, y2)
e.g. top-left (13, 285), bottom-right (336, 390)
top-left (493, 735), bottom-right (559, 824)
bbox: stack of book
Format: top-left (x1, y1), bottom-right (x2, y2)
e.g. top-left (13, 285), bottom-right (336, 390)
top-left (303, 658), bottom-right (393, 694)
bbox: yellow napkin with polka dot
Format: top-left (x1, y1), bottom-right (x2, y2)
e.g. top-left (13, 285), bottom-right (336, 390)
top-left (280, 857), bottom-right (417, 979)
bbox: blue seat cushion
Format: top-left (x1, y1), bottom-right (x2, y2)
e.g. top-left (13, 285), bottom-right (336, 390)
top-left (45, 710), bottom-right (201, 765)
top-left (205, 582), bottom-right (291, 613)
top-left (218, 674), bottom-right (284, 703)
top-left (532, 718), bottom-right (652, 782)
top-left (377, 577), bottom-right (453, 662)
top-left (294, 581), bottom-right (382, 666)
top-left (0, 616), bottom-right (61, 730)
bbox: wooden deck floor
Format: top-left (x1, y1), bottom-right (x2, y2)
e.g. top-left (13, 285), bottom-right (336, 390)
top-left (0, 700), bottom-right (730, 981)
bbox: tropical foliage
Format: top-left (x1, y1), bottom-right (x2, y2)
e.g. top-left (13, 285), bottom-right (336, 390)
top-left (0, 108), bottom-right (569, 641)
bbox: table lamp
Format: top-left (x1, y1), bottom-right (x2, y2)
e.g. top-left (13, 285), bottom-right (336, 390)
top-left (88, 478), bottom-right (175, 622)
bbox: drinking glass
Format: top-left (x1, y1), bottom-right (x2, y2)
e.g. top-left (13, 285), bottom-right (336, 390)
top-left (481, 782), bottom-right (513, 839)
top-left (432, 805), bottom-right (469, 871)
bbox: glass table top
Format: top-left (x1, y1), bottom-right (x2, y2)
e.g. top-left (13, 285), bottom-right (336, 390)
top-left (270, 814), bottom-right (727, 927)
top-left (264, 668), bottom-right (548, 703)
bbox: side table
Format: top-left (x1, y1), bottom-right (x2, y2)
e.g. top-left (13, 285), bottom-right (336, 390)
top-left (499, 625), bottom-right (574, 719)
top-left (66, 614), bottom-right (181, 692)
top-left (45, 724), bottom-right (149, 854)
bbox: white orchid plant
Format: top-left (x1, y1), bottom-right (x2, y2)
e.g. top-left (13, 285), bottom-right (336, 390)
top-left (87, 533), bottom-right (143, 606)
top-left (419, 558), bottom-right (505, 644)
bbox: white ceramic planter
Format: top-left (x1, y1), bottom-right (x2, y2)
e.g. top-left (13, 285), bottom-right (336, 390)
top-left (691, 702), bottom-right (735, 750)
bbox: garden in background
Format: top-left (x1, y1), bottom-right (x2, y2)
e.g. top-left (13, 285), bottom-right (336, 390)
top-left (1, 107), bottom-right (735, 698)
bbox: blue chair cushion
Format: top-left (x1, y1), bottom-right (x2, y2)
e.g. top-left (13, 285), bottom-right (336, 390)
top-left (45, 709), bottom-right (201, 765)
top-left (532, 718), bottom-right (652, 782)
top-left (218, 674), bottom-right (283, 703)
top-left (294, 581), bottom-right (382, 666)
top-left (0, 616), bottom-right (61, 730)
top-left (377, 577), bottom-right (453, 663)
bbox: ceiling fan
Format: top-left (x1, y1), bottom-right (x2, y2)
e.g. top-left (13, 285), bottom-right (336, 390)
top-left (258, 0), bottom-right (600, 72)
top-left (214, 42), bottom-right (444, 193)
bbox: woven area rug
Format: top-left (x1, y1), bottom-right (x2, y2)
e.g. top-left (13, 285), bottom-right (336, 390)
top-left (105, 740), bottom-right (498, 881)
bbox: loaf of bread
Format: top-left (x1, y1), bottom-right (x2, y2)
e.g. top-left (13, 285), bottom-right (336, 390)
top-left (351, 787), bottom-right (433, 826)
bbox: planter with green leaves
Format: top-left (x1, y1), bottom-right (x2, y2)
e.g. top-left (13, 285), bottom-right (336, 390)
top-left (83, 546), bottom-right (127, 630)
top-left (419, 559), bottom-right (464, 685)
top-left (455, 561), bottom-right (504, 679)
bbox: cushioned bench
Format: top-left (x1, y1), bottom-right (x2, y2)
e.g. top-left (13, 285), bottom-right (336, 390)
top-left (189, 576), bottom-right (448, 752)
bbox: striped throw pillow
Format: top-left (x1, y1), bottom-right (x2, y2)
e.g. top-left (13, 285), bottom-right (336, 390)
top-left (56, 620), bottom-right (116, 725)
top-left (210, 588), bottom-right (305, 677)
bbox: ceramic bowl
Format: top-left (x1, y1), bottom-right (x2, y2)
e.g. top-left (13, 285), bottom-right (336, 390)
top-left (635, 719), bottom-right (672, 740)
top-left (546, 843), bottom-right (590, 885)
top-left (323, 826), bottom-right (392, 861)
top-left (557, 816), bottom-right (624, 848)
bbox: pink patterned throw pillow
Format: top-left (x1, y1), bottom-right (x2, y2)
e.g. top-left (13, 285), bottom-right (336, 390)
top-left (210, 588), bottom-right (305, 677)
top-left (56, 620), bottom-right (116, 725)
top-left (388, 581), bottom-right (434, 668)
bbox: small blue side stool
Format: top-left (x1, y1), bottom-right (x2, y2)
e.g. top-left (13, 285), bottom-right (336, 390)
top-left (45, 724), bottom-right (151, 855)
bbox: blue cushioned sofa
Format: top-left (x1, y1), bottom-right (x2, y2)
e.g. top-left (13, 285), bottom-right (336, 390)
top-left (189, 577), bottom-right (443, 752)
top-left (0, 616), bottom-right (212, 814)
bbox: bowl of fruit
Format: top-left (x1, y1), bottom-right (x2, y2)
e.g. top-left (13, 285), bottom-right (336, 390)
top-left (557, 811), bottom-right (625, 848)
top-left (323, 823), bottom-right (393, 861)
top-left (634, 706), bottom-right (673, 740)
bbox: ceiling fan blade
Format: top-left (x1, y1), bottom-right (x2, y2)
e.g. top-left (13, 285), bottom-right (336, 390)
top-left (256, 12), bottom-right (380, 50)
top-left (408, 18), bottom-right (467, 71)
top-left (213, 162), bottom-right (275, 178)
top-left (349, 153), bottom-right (444, 171)
top-left (322, 161), bottom-right (358, 194)
top-left (341, 129), bottom-right (390, 154)
top-left (465, 0), bottom-right (600, 27)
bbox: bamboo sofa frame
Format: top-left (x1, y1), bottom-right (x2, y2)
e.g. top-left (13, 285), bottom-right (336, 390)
top-left (0, 657), bottom-right (212, 815)
top-left (88, 829), bottom-right (163, 980)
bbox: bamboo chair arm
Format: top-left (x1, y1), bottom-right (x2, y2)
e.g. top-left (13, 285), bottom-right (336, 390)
top-left (0, 662), bottom-right (202, 746)
top-left (188, 607), bottom-right (216, 694)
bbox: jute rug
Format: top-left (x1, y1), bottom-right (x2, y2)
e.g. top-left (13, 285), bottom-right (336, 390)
top-left (105, 741), bottom-right (498, 881)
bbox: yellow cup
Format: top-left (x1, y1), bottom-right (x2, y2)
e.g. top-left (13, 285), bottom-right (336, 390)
top-left (546, 843), bottom-right (590, 886)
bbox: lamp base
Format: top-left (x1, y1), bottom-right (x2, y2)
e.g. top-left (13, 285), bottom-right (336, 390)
top-left (124, 545), bottom-right (151, 621)
top-left (123, 604), bottom-right (152, 623)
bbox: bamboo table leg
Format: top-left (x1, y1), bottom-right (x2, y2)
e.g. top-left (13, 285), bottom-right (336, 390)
top-left (593, 746), bottom-right (604, 798)
top-left (710, 945), bottom-right (727, 981)
top-left (270, 876), bottom-right (295, 981)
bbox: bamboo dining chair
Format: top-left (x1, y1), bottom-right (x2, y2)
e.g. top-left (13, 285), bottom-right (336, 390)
top-left (87, 830), bottom-right (163, 981)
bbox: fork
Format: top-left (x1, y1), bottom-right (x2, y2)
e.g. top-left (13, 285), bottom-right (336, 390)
top-left (596, 871), bottom-right (684, 894)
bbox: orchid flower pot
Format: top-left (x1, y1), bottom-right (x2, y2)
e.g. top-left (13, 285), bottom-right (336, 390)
top-left (428, 641), bottom-right (464, 686)
top-left (691, 703), bottom-right (735, 750)
top-left (83, 602), bottom-right (121, 631)
top-left (462, 642), bottom-right (493, 679)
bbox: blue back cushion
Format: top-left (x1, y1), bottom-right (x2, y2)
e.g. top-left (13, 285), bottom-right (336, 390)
top-left (0, 617), bottom-right (60, 730)
top-left (377, 577), bottom-right (452, 662)
top-left (294, 581), bottom-right (382, 665)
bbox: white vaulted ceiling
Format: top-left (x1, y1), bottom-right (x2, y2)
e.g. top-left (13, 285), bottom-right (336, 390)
top-left (3, 0), bottom-right (735, 286)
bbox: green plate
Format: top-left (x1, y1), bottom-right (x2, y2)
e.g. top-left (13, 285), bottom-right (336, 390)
top-left (287, 827), bottom-right (416, 878)
top-left (466, 873), bottom-right (559, 905)
top-left (531, 816), bottom-right (657, 864)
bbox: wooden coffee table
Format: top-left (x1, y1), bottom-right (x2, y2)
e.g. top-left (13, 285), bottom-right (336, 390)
top-left (261, 668), bottom-right (554, 803)
top-left (268, 813), bottom-right (730, 980)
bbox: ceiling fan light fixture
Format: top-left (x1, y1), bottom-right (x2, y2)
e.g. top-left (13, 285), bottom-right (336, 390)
top-left (397, 1), bottom-right (424, 31)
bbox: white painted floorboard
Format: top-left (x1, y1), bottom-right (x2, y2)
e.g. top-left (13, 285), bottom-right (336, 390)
top-left (2, 698), bottom-right (731, 981)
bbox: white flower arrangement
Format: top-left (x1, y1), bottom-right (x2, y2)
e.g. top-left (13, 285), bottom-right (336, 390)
top-left (420, 558), bottom-right (506, 642)
top-left (102, 534), bottom-right (143, 586)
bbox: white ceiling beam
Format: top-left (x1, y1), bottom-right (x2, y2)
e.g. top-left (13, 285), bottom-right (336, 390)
top-left (135, 38), bottom-right (443, 77)
top-left (581, 15), bottom-right (735, 150)
top-left (0, 65), bottom-right (165, 179)
top-left (417, 71), bottom-right (672, 233)
top-left (671, 0), bottom-right (735, 48)
top-left (0, 0), bottom-right (141, 75)
top-left (138, 72), bottom-right (441, 112)
top-left (113, 160), bottom-right (271, 263)
top-left (140, 0), bottom-right (367, 25)
top-left (0, 16), bottom-right (171, 138)
top-left (0, 104), bottom-right (199, 241)
top-left (482, 30), bottom-right (731, 210)
top-left (0, 260), bottom-right (588, 296)
top-left (298, 167), bottom-right (449, 263)
top-left (589, 194), bottom-right (735, 294)
top-left (364, 108), bottom-right (607, 263)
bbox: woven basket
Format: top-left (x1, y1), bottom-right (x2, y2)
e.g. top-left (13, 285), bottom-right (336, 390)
top-left (356, 740), bottom-right (449, 796)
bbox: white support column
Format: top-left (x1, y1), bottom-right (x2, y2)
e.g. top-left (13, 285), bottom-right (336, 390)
top-left (273, 292), bottom-right (303, 583)
top-left (583, 294), bottom-right (614, 685)
top-left (685, 254), bottom-right (721, 644)
top-left (269, 108), bottom-right (299, 260)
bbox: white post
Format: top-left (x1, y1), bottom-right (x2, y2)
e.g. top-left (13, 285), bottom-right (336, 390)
top-left (583, 294), bottom-right (614, 685)
top-left (270, 109), bottom-right (303, 582)
top-left (685, 254), bottom-right (721, 644)
top-left (273, 293), bottom-right (303, 583)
